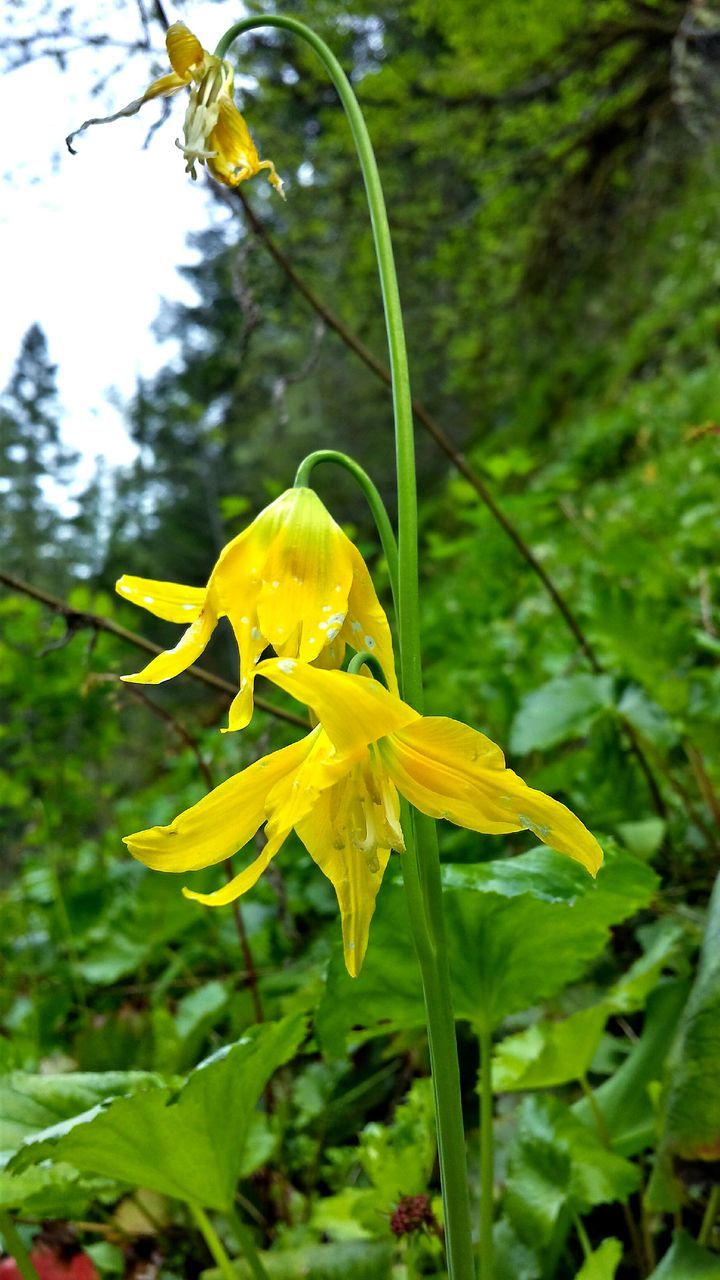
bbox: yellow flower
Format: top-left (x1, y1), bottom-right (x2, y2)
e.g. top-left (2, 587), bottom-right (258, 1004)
top-left (67, 22), bottom-right (283, 195)
top-left (125, 659), bottom-right (603, 977)
top-left (116, 487), bottom-right (397, 731)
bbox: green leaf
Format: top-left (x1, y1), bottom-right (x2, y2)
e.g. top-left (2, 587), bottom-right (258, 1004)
top-left (657, 874), bottom-right (720, 1161)
top-left (648, 1231), bottom-right (720, 1279)
top-left (505, 1096), bottom-right (639, 1247)
top-left (575, 1238), bottom-right (623, 1279)
top-left (11, 1015), bottom-right (306, 1211)
top-left (0, 1070), bottom-right (157, 1152)
top-left (492, 1006), bottom-right (607, 1093)
top-left (509, 674), bottom-right (615, 753)
top-left (616, 818), bottom-right (666, 861)
top-left (493, 918), bottom-right (685, 1092)
top-left (358, 1078), bottom-right (436, 1203)
top-left (573, 979), bottom-right (690, 1157)
top-left (200, 1239), bottom-right (394, 1279)
top-left (317, 848), bottom-right (657, 1052)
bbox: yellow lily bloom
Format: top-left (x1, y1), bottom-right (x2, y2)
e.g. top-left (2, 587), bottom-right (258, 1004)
top-left (116, 487), bottom-right (397, 731)
top-left (125, 659), bottom-right (603, 977)
top-left (67, 22), bottom-right (283, 195)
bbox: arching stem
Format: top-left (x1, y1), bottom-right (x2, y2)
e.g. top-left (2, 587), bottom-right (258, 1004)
top-left (217, 18), bottom-right (474, 1279)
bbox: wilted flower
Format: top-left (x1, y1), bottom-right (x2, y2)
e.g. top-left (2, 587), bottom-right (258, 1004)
top-left (124, 659), bottom-right (603, 976)
top-left (67, 22), bottom-right (283, 195)
top-left (116, 487), bottom-right (396, 730)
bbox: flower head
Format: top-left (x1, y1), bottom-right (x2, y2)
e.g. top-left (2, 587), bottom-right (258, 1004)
top-left (116, 487), bottom-right (397, 731)
top-left (67, 22), bottom-right (283, 195)
top-left (125, 660), bottom-right (603, 976)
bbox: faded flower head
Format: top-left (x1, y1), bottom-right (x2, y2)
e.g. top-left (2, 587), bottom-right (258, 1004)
top-left (67, 22), bottom-right (283, 195)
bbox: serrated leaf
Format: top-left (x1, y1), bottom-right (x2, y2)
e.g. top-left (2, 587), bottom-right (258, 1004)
top-left (317, 848), bottom-right (657, 1051)
top-left (505, 1096), bottom-right (639, 1247)
top-left (509, 674), bottom-right (615, 753)
top-left (0, 1070), bottom-right (157, 1153)
top-left (11, 1016), bottom-right (306, 1210)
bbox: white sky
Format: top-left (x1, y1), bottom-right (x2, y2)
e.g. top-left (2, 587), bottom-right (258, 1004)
top-left (0, 1), bottom-right (247, 487)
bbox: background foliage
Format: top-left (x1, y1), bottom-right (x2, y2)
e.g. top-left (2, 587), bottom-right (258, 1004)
top-left (1, 1), bottom-right (719, 1277)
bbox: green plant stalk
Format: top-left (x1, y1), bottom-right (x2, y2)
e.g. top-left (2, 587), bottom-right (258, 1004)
top-left (217, 18), bottom-right (474, 1278)
top-left (699, 1185), bottom-right (720, 1248)
top-left (294, 450), bottom-right (399, 612)
top-left (228, 1208), bottom-right (271, 1280)
top-left (0, 1211), bottom-right (40, 1280)
top-left (190, 1204), bottom-right (237, 1280)
top-left (478, 1027), bottom-right (494, 1279)
top-left (572, 1213), bottom-right (592, 1261)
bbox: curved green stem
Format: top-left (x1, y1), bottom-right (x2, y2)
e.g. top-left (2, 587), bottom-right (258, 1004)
top-left (217, 18), bottom-right (473, 1278)
top-left (294, 449), bottom-right (398, 610)
top-left (190, 1204), bottom-right (237, 1280)
top-left (228, 1208), bottom-right (271, 1280)
top-left (0, 1212), bottom-right (40, 1280)
top-left (348, 650), bottom-right (390, 687)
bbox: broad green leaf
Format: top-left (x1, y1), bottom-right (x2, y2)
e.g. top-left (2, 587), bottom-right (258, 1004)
top-left (509, 674), bottom-right (615, 753)
top-left (573, 980), bottom-right (690, 1157)
top-left (505, 1096), bottom-right (639, 1248)
top-left (493, 1006), bottom-right (607, 1093)
top-left (492, 1219), bottom-right (541, 1280)
top-left (648, 1231), bottom-right (720, 1279)
top-left (11, 1016), bottom-right (306, 1211)
top-left (616, 818), bottom-right (666, 861)
top-left (575, 1238), bottom-right (623, 1279)
top-left (493, 919), bottom-right (685, 1091)
top-left (317, 848), bottom-right (656, 1052)
top-left (0, 1070), bottom-right (157, 1152)
top-left (657, 874), bottom-right (720, 1161)
top-left (201, 1239), bottom-right (393, 1279)
top-left (0, 1162), bottom-right (113, 1216)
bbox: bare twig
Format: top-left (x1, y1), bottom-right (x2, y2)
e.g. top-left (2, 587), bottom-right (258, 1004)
top-left (0, 568), bottom-right (306, 729)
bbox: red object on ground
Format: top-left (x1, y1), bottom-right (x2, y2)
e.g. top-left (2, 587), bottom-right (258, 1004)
top-left (0, 1245), bottom-right (98, 1280)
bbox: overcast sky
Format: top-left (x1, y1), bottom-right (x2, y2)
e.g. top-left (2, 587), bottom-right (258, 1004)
top-left (1, 1), bottom-right (248, 486)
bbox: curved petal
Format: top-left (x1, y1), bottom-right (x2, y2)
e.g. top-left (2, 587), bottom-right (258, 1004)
top-left (297, 779), bottom-right (392, 977)
top-left (256, 659), bottom-right (419, 757)
top-left (206, 97), bottom-right (260, 187)
top-left (124, 732), bottom-right (314, 873)
top-left (255, 489), bottom-right (354, 663)
top-left (264, 728), bottom-right (350, 846)
top-left (342, 541), bottom-right (398, 692)
top-left (224, 606), bottom-right (271, 732)
top-left (115, 575), bottom-right (205, 623)
top-left (121, 605), bottom-right (217, 684)
top-left (66, 74), bottom-right (186, 152)
top-left (165, 23), bottom-right (205, 80)
top-left (182, 835), bottom-right (282, 906)
top-left (143, 71), bottom-right (189, 101)
top-left (383, 717), bottom-right (603, 875)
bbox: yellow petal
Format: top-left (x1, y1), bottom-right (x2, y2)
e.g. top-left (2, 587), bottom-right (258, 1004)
top-left (382, 717), bottom-right (603, 875)
top-left (124, 733), bottom-right (313, 873)
top-left (66, 74), bottom-right (186, 153)
top-left (224, 606), bottom-right (271, 732)
top-left (143, 71), bottom-right (189, 101)
top-left (342, 541), bottom-right (398, 692)
top-left (257, 659), bottom-right (419, 756)
top-left (206, 97), bottom-right (260, 185)
top-left (121, 605), bottom-right (216, 684)
top-left (182, 835), bottom-right (280, 906)
top-left (115, 575), bottom-right (205, 623)
top-left (296, 779), bottom-right (392, 977)
top-left (263, 728), bottom-right (349, 846)
top-left (254, 489), bottom-right (354, 663)
top-left (165, 23), bottom-right (206, 80)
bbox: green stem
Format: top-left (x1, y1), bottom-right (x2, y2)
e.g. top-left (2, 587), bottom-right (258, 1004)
top-left (228, 1208), bottom-right (271, 1280)
top-left (347, 649), bottom-right (389, 686)
top-left (190, 1204), bottom-right (237, 1280)
top-left (572, 1213), bottom-right (592, 1261)
top-left (217, 19), bottom-right (473, 1279)
top-left (699, 1185), bottom-right (720, 1248)
top-left (294, 449), bottom-right (399, 611)
top-left (478, 1027), bottom-right (494, 1280)
top-left (0, 1211), bottom-right (40, 1280)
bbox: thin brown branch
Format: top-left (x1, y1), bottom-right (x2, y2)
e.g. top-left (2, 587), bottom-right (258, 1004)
top-left (118, 681), bottom-right (266, 1023)
top-left (0, 568), bottom-right (306, 729)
